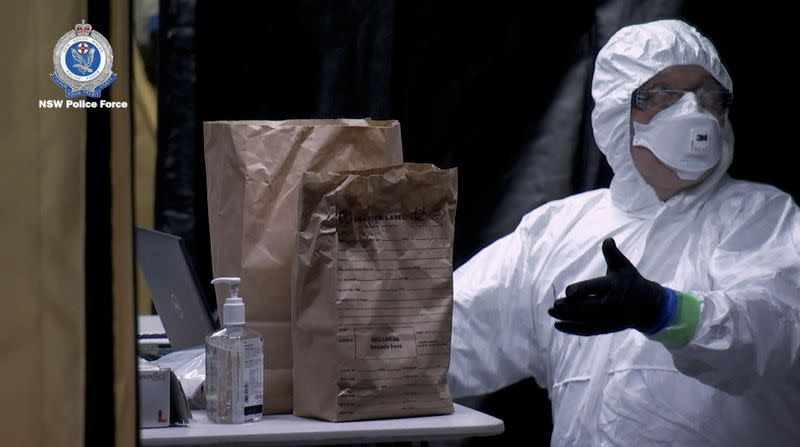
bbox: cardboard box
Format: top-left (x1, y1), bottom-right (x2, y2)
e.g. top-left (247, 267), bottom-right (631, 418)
top-left (139, 364), bottom-right (171, 428)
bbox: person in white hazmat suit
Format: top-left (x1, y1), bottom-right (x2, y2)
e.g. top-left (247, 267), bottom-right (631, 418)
top-left (448, 19), bottom-right (800, 446)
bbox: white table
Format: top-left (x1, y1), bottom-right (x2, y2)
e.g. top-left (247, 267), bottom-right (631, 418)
top-left (140, 403), bottom-right (503, 446)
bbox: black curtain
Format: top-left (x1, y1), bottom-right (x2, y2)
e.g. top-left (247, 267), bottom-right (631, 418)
top-left (155, 1), bottom-right (798, 445)
top-left (155, 0), bottom-right (214, 312)
top-left (85, 0), bottom-right (116, 445)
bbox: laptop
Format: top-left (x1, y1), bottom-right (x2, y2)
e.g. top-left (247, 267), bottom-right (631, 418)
top-left (135, 227), bottom-right (218, 350)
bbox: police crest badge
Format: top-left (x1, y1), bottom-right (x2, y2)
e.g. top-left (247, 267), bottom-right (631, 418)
top-left (51, 20), bottom-right (117, 98)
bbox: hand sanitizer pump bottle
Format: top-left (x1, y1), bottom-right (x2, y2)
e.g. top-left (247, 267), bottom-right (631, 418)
top-left (205, 277), bottom-right (264, 423)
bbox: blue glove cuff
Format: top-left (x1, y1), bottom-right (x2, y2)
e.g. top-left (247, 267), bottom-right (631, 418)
top-left (641, 287), bottom-right (678, 336)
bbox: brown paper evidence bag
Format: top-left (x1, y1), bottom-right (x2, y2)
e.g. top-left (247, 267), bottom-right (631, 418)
top-left (204, 119), bottom-right (457, 420)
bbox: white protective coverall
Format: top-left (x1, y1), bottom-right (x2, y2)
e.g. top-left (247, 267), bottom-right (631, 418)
top-left (448, 20), bottom-right (800, 446)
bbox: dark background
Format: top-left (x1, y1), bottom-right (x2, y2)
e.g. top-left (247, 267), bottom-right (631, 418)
top-left (149, 1), bottom-right (797, 445)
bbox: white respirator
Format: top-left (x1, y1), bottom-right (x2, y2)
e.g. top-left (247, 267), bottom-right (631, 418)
top-left (632, 93), bottom-right (723, 180)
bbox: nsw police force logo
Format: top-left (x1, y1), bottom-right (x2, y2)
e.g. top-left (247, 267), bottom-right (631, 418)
top-left (51, 20), bottom-right (117, 98)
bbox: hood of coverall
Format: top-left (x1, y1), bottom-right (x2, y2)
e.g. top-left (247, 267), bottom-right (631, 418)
top-left (591, 19), bottom-right (735, 215)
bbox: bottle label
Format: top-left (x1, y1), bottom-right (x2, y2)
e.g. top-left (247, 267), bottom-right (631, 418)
top-left (242, 337), bottom-right (263, 416)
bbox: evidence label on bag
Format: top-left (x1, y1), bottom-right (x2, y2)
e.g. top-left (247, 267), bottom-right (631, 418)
top-left (355, 327), bottom-right (418, 360)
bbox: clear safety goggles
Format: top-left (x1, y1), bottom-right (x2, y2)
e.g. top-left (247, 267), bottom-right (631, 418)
top-left (632, 84), bottom-right (732, 118)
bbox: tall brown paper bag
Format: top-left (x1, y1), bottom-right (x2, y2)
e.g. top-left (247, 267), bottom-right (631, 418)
top-left (293, 163), bottom-right (457, 421)
top-left (203, 119), bottom-right (403, 413)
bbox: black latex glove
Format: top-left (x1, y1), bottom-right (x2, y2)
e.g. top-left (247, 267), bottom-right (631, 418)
top-left (547, 238), bottom-right (668, 336)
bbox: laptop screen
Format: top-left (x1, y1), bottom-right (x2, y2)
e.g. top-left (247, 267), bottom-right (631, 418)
top-left (135, 227), bottom-right (217, 350)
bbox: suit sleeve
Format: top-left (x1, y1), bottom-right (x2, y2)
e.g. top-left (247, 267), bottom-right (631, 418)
top-left (448, 214), bottom-right (549, 398)
top-left (656, 192), bottom-right (800, 395)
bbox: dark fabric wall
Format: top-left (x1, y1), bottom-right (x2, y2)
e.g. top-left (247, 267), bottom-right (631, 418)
top-left (155, 1), bottom-right (798, 445)
top-left (155, 0), bottom-right (215, 308)
top-left (85, 1), bottom-right (116, 445)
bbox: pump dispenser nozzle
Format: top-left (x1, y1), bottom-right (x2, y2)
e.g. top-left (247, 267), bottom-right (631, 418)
top-left (212, 277), bottom-right (245, 326)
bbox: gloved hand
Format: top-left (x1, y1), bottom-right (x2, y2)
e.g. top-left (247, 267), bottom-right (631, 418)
top-left (547, 238), bottom-right (675, 336)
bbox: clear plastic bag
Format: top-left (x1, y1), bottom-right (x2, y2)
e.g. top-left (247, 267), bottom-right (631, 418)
top-left (150, 347), bottom-right (206, 409)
